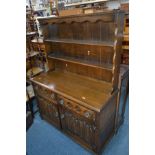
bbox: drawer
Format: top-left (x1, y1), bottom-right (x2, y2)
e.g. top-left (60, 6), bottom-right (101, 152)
top-left (57, 95), bottom-right (95, 122)
top-left (33, 84), bottom-right (56, 103)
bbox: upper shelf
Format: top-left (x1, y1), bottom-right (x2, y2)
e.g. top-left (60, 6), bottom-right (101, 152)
top-left (45, 38), bottom-right (114, 47)
top-left (37, 10), bottom-right (124, 24)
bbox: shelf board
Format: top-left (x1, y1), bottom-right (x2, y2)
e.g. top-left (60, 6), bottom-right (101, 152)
top-left (26, 31), bottom-right (38, 36)
top-left (31, 38), bottom-right (44, 44)
top-left (122, 45), bottom-right (129, 50)
top-left (65, 0), bottom-right (108, 7)
top-left (48, 53), bottom-right (112, 70)
top-left (33, 8), bottom-right (46, 12)
top-left (26, 12), bottom-right (31, 15)
top-left (45, 38), bottom-right (114, 47)
top-left (123, 34), bottom-right (129, 41)
top-left (26, 51), bottom-right (40, 59)
top-left (27, 67), bottom-right (43, 78)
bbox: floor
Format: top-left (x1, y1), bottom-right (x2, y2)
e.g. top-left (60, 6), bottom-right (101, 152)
top-left (26, 97), bottom-right (129, 155)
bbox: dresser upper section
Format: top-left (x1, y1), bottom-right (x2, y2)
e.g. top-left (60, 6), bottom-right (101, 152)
top-left (38, 10), bottom-right (124, 90)
top-left (38, 10), bottom-right (124, 43)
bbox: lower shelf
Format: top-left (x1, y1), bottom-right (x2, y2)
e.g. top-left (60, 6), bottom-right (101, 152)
top-left (122, 45), bottom-right (129, 50)
top-left (27, 67), bottom-right (43, 78)
top-left (48, 53), bottom-right (112, 70)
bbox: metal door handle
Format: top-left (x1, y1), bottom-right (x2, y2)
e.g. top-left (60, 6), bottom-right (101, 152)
top-left (59, 99), bottom-right (64, 105)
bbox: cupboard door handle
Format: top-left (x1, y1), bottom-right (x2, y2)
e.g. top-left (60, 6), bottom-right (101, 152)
top-left (61, 114), bottom-right (64, 119)
top-left (59, 99), bottom-right (64, 105)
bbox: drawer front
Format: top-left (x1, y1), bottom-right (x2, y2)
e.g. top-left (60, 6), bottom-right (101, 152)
top-left (37, 96), bottom-right (61, 128)
top-left (33, 84), bottom-right (56, 103)
top-left (57, 95), bottom-right (96, 122)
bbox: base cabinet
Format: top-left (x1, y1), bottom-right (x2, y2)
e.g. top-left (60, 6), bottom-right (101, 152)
top-left (33, 83), bottom-right (117, 154)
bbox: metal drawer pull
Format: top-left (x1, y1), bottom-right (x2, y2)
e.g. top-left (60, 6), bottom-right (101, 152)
top-left (84, 111), bottom-right (90, 118)
top-left (59, 99), bottom-right (64, 105)
top-left (51, 93), bottom-right (55, 99)
top-left (61, 114), bottom-right (64, 119)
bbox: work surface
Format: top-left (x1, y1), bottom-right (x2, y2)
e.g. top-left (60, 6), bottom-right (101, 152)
top-left (31, 70), bottom-right (114, 112)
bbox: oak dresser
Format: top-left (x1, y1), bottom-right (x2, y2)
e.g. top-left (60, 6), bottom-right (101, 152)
top-left (31, 10), bottom-right (124, 154)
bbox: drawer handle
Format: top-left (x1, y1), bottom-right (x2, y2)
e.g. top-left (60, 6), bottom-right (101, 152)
top-left (61, 114), bottom-right (64, 119)
top-left (51, 93), bottom-right (55, 99)
top-left (59, 99), bottom-right (64, 105)
top-left (84, 111), bottom-right (90, 118)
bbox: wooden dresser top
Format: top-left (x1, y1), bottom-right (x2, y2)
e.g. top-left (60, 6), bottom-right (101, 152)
top-left (31, 70), bottom-right (114, 112)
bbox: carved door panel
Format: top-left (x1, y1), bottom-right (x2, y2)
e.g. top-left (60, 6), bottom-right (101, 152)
top-left (58, 99), bottom-right (96, 148)
top-left (37, 96), bottom-right (61, 129)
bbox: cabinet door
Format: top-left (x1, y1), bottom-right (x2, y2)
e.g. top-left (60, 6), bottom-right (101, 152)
top-left (37, 96), bottom-right (61, 129)
top-left (58, 98), bottom-right (96, 149)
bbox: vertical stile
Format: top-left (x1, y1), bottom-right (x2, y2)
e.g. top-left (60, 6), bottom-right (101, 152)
top-left (112, 11), bottom-right (119, 92)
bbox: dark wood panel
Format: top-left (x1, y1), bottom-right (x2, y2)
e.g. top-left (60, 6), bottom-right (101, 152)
top-left (49, 42), bottom-right (114, 65)
top-left (36, 96), bottom-right (61, 129)
top-left (38, 11), bottom-right (117, 25)
top-left (46, 22), bottom-right (115, 42)
top-left (54, 59), bottom-right (113, 82)
top-left (49, 53), bottom-right (112, 70)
